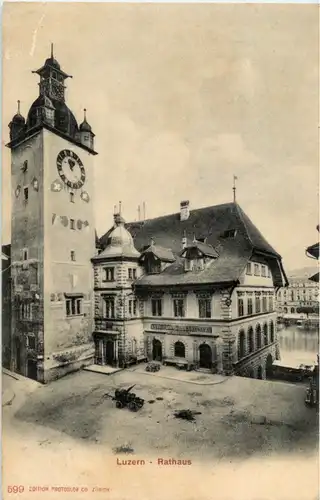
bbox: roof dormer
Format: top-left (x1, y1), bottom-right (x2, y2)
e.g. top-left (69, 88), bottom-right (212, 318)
top-left (180, 237), bottom-right (218, 272)
top-left (139, 239), bottom-right (175, 274)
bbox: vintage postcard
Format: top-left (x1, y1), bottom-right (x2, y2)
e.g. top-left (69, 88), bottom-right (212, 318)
top-left (1, 2), bottom-right (319, 500)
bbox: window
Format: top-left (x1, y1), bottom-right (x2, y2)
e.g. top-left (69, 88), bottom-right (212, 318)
top-left (151, 298), bottom-right (162, 317)
top-left (128, 299), bottom-right (137, 317)
top-left (238, 298), bottom-right (244, 317)
top-left (52, 71), bottom-right (57, 79)
top-left (66, 297), bottom-right (82, 316)
top-left (198, 298), bottom-right (211, 318)
top-left (222, 229), bottom-right (237, 238)
top-left (268, 296), bottom-right (273, 312)
top-left (262, 295), bottom-right (267, 313)
top-left (19, 302), bottom-right (33, 320)
top-left (27, 335), bottom-right (36, 349)
top-left (70, 192), bottom-right (75, 203)
top-left (255, 296), bottom-right (261, 313)
top-left (173, 298), bottom-right (185, 317)
top-left (246, 263), bottom-right (252, 275)
top-left (103, 267), bottom-right (115, 282)
top-left (23, 186), bottom-right (29, 202)
top-left (22, 160), bottom-right (28, 172)
top-left (267, 268), bottom-right (271, 278)
top-left (104, 298), bottom-right (115, 318)
top-left (70, 219), bottom-right (75, 230)
top-left (23, 248), bottom-right (28, 261)
top-left (254, 264), bottom-right (260, 276)
top-left (70, 250), bottom-right (76, 261)
top-left (128, 268), bottom-right (137, 280)
top-left (247, 297), bottom-right (253, 315)
top-left (174, 341), bottom-right (185, 358)
top-left (261, 265), bottom-right (266, 277)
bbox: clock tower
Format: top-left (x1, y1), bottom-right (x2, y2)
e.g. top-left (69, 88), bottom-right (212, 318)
top-left (7, 47), bottom-right (97, 383)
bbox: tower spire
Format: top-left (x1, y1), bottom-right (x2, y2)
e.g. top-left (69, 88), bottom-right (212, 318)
top-left (83, 108), bottom-right (87, 121)
top-left (17, 100), bottom-right (20, 114)
top-left (51, 42), bottom-right (54, 58)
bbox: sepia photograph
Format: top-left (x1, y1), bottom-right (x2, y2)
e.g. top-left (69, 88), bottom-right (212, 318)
top-left (1, 3), bottom-right (319, 500)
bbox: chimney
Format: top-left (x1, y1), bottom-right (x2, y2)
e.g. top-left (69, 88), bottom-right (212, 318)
top-left (180, 200), bottom-right (190, 221)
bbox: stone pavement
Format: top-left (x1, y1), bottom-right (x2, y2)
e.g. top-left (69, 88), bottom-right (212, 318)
top-left (84, 364), bottom-right (123, 375)
top-left (127, 363), bottom-right (228, 385)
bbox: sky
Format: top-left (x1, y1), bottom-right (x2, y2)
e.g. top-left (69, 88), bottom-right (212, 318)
top-left (2, 3), bottom-right (319, 271)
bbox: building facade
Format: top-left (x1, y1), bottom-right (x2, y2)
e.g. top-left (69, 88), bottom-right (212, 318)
top-left (277, 277), bottom-right (319, 316)
top-left (7, 50), bottom-right (97, 382)
top-left (5, 49), bottom-right (289, 383)
top-left (94, 201), bottom-right (288, 380)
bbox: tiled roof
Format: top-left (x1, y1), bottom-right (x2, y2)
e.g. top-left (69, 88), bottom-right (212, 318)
top-left (141, 244), bottom-right (175, 263)
top-left (99, 202), bottom-right (286, 287)
top-left (181, 241), bottom-right (219, 258)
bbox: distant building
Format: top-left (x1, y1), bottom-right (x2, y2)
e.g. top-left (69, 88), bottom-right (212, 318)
top-left (277, 277), bottom-right (319, 316)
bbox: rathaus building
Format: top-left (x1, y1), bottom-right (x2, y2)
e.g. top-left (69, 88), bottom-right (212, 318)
top-left (4, 50), bottom-right (289, 383)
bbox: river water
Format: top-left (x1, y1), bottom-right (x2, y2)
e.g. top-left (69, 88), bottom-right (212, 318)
top-left (277, 324), bottom-right (319, 366)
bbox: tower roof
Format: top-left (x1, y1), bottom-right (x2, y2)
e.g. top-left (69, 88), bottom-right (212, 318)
top-left (79, 109), bottom-right (93, 133)
top-left (93, 214), bottom-right (140, 261)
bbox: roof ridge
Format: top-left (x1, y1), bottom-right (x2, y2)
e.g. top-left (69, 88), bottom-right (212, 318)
top-left (126, 201), bottom-right (235, 226)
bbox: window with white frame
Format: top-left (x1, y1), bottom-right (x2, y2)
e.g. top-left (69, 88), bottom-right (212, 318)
top-left (238, 297), bottom-right (244, 317)
top-left (254, 264), bottom-right (260, 276)
top-left (173, 298), bottom-right (185, 317)
top-left (66, 296), bottom-right (82, 316)
top-left (246, 262), bottom-right (252, 275)
top-left (198, 298), bottom-right (211, 318)
top-left (262, 295), bottom-right (267, 312)
top-left (103, 267), bottom-right (115, 282)
top-left (104, 297), bottom-right (115, 318)
top-left (128, 299), bottom-right (137, 317)
top-left (261, 265), bottom-right (266, 277)
top-left (247, 297), bottom-right (253, 315)
top-left (151, 298), bottom-right (162, 317)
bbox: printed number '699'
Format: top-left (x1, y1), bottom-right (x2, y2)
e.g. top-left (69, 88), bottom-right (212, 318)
top-left (7, 486), bottom-right (24, 493)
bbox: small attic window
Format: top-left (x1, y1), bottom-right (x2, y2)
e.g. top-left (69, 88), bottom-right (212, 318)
top-left (221, 229), bottom-right (237, 239)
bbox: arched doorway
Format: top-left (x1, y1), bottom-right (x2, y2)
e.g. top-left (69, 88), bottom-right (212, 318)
top-left (152, 339), bottom-right (162, 361)
top-left (105, 340), bottom-right (115, 365)
top-left (248, 327), bottom-right (254, 353)
top-left (270, 321), bottom-right (275, 343)
top-left (257, 366), bottom-right (263, 379)
top-left (238, 330), bottom-right (246, 360)
top-left (256, 324), bottom-right (262, 349)
top-left (263, 323), bottom-right (268, 345)
top-left (266, 353), bottom-right (273, 379)
top-left (248, 367), bottom-right (254, 378)
top-left (199, 343), bottom-right (212, 369)
top-left (174, 341), bottom-right (185, 358)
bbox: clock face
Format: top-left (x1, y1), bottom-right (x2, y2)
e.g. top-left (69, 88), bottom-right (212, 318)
top-left (56, 149), bottom-right (86, 189)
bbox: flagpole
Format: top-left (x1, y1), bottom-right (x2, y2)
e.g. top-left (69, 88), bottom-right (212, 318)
top-left (233, 175), bottom-right (237, 203)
